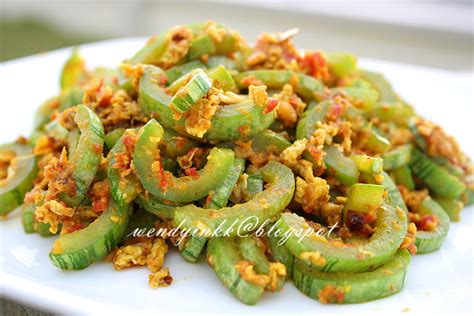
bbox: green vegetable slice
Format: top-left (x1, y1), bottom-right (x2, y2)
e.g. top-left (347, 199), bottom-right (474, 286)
top-left (206, 56), bottom-right (238, 70)
top-left (237, 236), bottom-right (268, 273)
top-left (60, 48), bottom-right (86, 90)
top-left (130, 34), bottom-right (168, 65)
top-left (130, 22), bottom-right (241, 66)
top-left (250, 130), bottom-right (291, 156)
top-left (245, 174), bottom-right (264, 200)
top-left (161, 128), bottom-right (199, 159)
top-left (332, 86), bottom-right (378, 112)
top-left (351, 154), bottom-right (383, 174)
top-left (0, 143), bottom-right (37, 216)
top-left (296, 100), bottom-right (330, 140)
top-left (104, 128), bottom-right (125, 150)
top-left (59, 105), bottom-right (104, 206)
top-left (21, 204), bottom-right (55, 236)
top-left (135, 194), bottom-right (178, 220)
top-left (296, 101), bottom-right (359, 183)
top-left (49, 132), bottom-right (140, 270)
top-left (410, 149), bottom-right (465, 199)
top-left (58, 87), bottom-right (84, 111)
top-left (180, 158), bottom-right (245, 263)
top-left (237, 236), bottom-right (286, 292)
top-left (235, 70), bottom-right (324, 100)
top-left (123, 208), bottom-right (158, 241)
top-left (21, 204), bottom-right (36, 234)
top-left (49, 198), bottom-right (132, 270)
top-left (266, 227), bottom-right (294, 279)
top-left (373, 102), bottom-right (414, 126)
top-left (188, 35), bottom-right (216, 60)
top-left (363, 127), bottom-right (391, 154)
top-left (359, 69), bottom-right (399, 103)
top-left (203, 100), bottom-right (276, 141)
top-left (207, 237), bottom-right (264, 305)
top-left (344, 184), bottom-right (385, 213)
top-left (414, 197), bottom-right (450, 254)
top-left (166, 60), bottom-right (207, 84)
top-left (32, 97), bottom-right (59, 131)
top-left (67, 129), bottom-right (80, 158)
top-left (107, 130), bottom-right (141, 208)
top-left (204, 158), bottom-right (245, 209)
top-left (139, 65), bottom-right (276, 141)
top-left (133, 119), bottom-right (235, 203)
top-left (382, 144), bottom-right (412, 171)
top-left (207, 65), bottom-right (237, 91)
top-left (276, 202), bottom-right (407, 273)
top-left (173, 161), bottom-right (295, 237)
top-left (169, 69), bottom-right (212, 114)
top-left (44, 120), bottom-right (69, 141)
top-left (434, 197), bottom-right (463, 222)
top-left (391, 165), bottom-right (415, 191)
top-left (324, 146), bottom-right (360, 186)
top-left (380, 171), bottom-right (408, 213)
top-left (293, 249), bottom-right (411, 304)
top-left (325, 52), bottom-right (357, 77)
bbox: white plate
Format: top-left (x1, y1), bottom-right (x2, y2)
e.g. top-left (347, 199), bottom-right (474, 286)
top-left (0, 38), bottom-right (473, 315)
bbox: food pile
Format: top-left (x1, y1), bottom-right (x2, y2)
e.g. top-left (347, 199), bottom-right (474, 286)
top-left (1, 21), bottom-right (472, 305)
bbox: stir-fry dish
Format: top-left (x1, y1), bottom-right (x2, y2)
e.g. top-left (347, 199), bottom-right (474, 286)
top-left (1, 21), bottom-right (473, 305)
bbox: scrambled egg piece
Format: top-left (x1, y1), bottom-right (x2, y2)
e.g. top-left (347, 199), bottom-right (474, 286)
top-left (409, 212), bottom-right (439, 232)
top-left (177, 147), bottom-right (204, 170)
top-left (235, 260), bottom-right (286, 290)
top-left (279, 139), bottom-right (307, 168)
top-left (246, 30), bottom-right (300, 71)
top-left (320, 202), bottom-right (344, 227)
top-left (113, 236), bottom-right (172, 289)
top-left (235, 261), bottom-right (270, 287)
top-left (248, 85), bottom-right (268, 108)
top-left (316, 122), bottom-right (338, 145)
top-left (274, 84), bottom-right (306, 127)
top-left (416, 117), bottom-right (467, 168)
top-left (300, 251), bottom-right (327, 266)
top-left (119, 63), bottom-right (145, 90)
top-left (400, 222), bottom-right (417, 255)
top-left (386, 125), bottom-right (413, 146)
top-left (185, 88), bottom-right (221, 138)
top-left (54, 107), bottom-right (77, 130)
top-left (160, 25), bottom-right (194, 69)
top-left (218, 91), bottom-right (244, 104)
top-left (90, 180), bottom-right (110, 214)
top-left (25, 146), bottom-right (78, 229)
top-left (111, 129), bottom-right (137, 178)
top-left (295, 176), bottom-right (330, 213)
top-left (148, 267), bottom-right (172, 288)
top-left (204, 21), bottom-right (227, 43)
top-left (35, 199), bottom-right (75, 234)
top-left (266, 262), bottom-right (287, 292)
top-left (0, 150), bottom-right (15, 184)
top-left (399, 186), bottom-right (429, 212)
top-left (113, 237), bottom-right (169, 272)
top-left (307, 134), bottom-right (326, 172)
top-left (299, 50), bottom-right (330, 81)
top-left (83, 82), bottom-right (146, 132)
top-left (230, 173), bottom-right (249, 204)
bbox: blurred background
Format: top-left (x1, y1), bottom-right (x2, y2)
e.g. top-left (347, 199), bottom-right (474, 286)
top-left (1, 0), bottom-right (473, 71)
